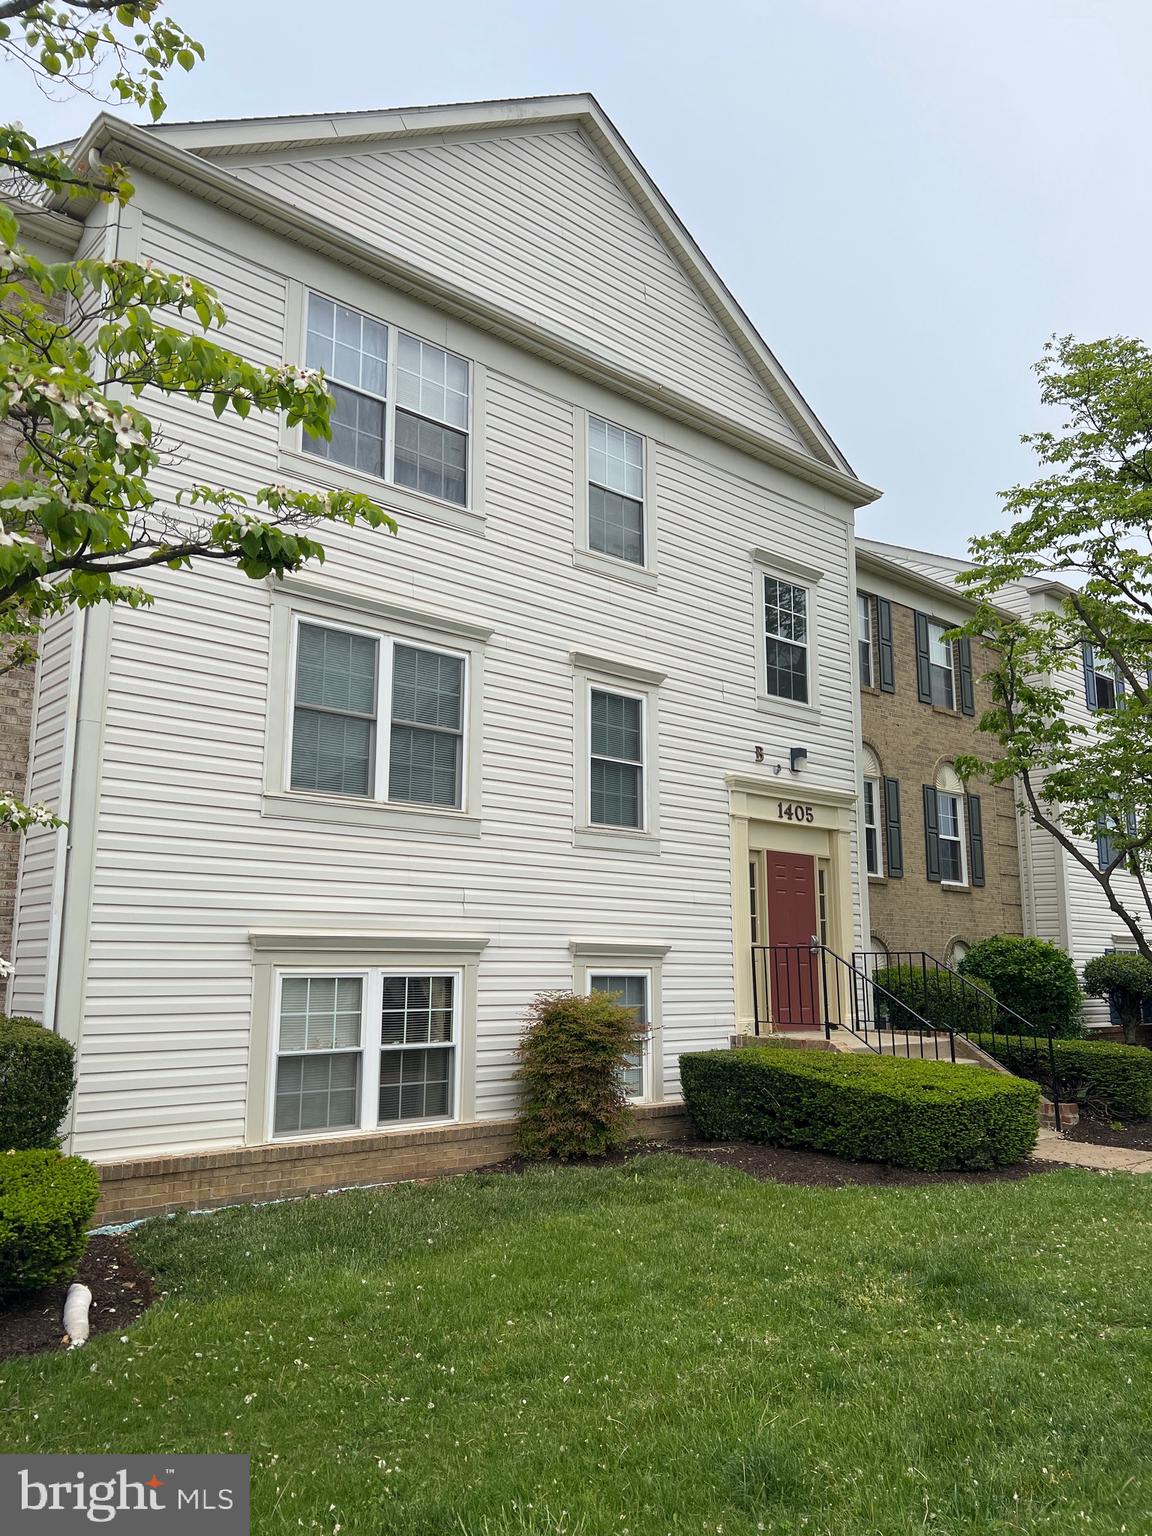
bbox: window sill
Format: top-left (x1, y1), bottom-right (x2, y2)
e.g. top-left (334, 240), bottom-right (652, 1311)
top-left (930, 704), bottom-right (960, 717)
top-left (270, 1114), bottom-right (458, 1146)
top-left (940, 881), bottom-right (971, 893)
top-left (756, 694), bottom-right (822, 726)
top-left (867, 873), bottom-right (886, 883)
top-left (574, 827), bottom-right (662, 855)
top-left (572, 547), bottom-right (658, 590)
top-left (262, 791), bottom-right (482, 837)
top-left (279, 447), bottom-right (486, 537)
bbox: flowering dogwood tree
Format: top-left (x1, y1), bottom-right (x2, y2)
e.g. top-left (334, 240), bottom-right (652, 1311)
top-left (0, 4), bottom-right (396, 850)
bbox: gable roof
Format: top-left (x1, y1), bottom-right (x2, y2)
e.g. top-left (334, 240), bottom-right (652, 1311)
top-left (52, 94), bottom-right (878, 506)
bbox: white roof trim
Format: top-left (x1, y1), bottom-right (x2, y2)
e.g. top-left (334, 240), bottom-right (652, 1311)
top-left (58, 111), bottom-right (882, 509)
top-left (137, 93), bottom-right (858, 479)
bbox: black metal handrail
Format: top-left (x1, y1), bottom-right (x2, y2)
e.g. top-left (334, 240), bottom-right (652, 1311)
top-left (853, 949), bottom-right (1064, 1130)
top-left (751, 943), bottom-right (1064, 1130)
top-left (752, 942), bottom-right (957, 1062)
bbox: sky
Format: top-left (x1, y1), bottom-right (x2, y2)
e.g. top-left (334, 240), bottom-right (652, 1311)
top-left (6, 0), bottom-right (1150, 553)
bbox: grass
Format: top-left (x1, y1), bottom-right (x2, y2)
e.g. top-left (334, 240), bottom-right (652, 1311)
top-left (2, 1155), bottom-right (1151, 1534)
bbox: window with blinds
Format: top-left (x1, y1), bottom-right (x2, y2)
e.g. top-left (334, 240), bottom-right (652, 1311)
top-left (590, 687), bottom-right (645, 829)
top-left (588, 415), bottom-right (645, 565)
top-left (274, 975), bottom-right (363, 1135)
top-left (589, 971), bottom-right (649, 1098)
top-left (289, 620), bottom-right (466, 809)
top-left (303, 292), bottom-right (470, 506)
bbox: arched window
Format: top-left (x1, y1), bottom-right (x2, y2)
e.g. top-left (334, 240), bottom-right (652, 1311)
top-left (933, 763), bottom-right (968, 885)
top-left (861, 744), bottom-right (883, 878)
top-left (947, 938), bottom-right (969, 967)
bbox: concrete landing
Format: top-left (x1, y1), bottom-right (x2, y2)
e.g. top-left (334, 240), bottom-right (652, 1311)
top-left (1033, 1130), bottom-right (1152, 1174)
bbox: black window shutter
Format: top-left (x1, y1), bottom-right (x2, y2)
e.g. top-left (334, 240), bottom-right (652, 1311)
top-left (877, 598), bottom-right (896, 693)
top-left (967, 793), bottom-right (985, 886)
top-left (957, 636), bottom-right (975, 716)
top-left (914, 612), bottom-right (932, 704)
top-left (883, 776), bottom-right (903, 878)
top-left (1082, 642), bottom-right (1098, 709)
top-left (922, 784), bottom-right (941, 882)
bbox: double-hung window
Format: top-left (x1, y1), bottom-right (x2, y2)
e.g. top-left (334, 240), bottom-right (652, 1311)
top-left (303, 292), bottom-right (470, 506)
top-left (927, 620), bottom-right (955, 710)
top-left (587, 416), bottom-right (645, 565)
top-left (589, 971), bottom-right (649, 1098)
top-left (857, 592), bottom-right (875, 688)
top-left (936, 789), bottom-right (966, 883)
top-left (1084, 644), bottom-right (1120, 711)
top-left (290, 619), bottom-right (465, 809)
top-left (863, 778), bottom-right (883, 877)
top-left (589, 687), bottom-right (645, 829)
top-left (763, 576), bottom-right (809, 703)
top-left (272, 969), bottom-right (460, 1137)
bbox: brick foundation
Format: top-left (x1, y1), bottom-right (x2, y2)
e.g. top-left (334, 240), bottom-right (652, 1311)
top-left (92, 1102), bottom-right (695, 1224)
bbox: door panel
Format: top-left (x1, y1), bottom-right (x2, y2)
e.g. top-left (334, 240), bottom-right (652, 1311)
top-left (764, 850), bottom-right (820, 1027)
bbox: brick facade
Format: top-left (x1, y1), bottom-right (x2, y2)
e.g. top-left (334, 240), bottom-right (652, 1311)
top-left (860, 599), bottom-right (1023, 960)
top-left (91, 1102), bottom-right (695, 1225)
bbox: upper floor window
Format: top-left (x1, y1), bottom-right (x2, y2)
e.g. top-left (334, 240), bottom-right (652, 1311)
top-left (925, 619), bottom-right (955, 709)
top-left (587, 416), bottom-right (645, 565)
top-left (763, 576), bottom-right (809, 703)
top-left (861, 745), bottom-right (883, 878)
top-left (1096, 810), bottom-right (1137, 870)
top-left (589, 687), bottom-right (646, 829)
top-left (303, 292), bottom-right (470, 506)
top-left (1083, 643), bottom-right (1121, 711)
top-left (923, 763), bottom-right (978, 886)
top-left (936, 785), bottom-right (966, 883)
top-left (857, 592), bottom-right (875, 689)
top-left (290, 619), bottom-right (466, 809)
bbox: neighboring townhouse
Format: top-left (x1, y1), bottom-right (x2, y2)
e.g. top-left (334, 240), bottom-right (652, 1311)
top-left (862, 539), bottom-right (1152, 1027)
top-left (853, 541), bottom-right (1023, 966)
top-left (6, 96), bottom-right (881, 1215)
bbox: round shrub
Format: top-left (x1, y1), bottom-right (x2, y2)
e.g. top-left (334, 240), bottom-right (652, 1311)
top-left (0, 1149), bottom-right (100, 1299)
top-left (958, 936), bottom-right (1083, 1038)
top-left (0, 1016), bottom-right (76, 1150)
top-left (1083, 953), bottom-right (1152, 1045)
top-left (872, 965), bottom-right (999, 1034)
top-left (517, 991), bottom-right (643, 1159)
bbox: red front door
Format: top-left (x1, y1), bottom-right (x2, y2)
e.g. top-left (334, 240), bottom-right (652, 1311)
top-left (764, 851), bottom-right (820, 1027)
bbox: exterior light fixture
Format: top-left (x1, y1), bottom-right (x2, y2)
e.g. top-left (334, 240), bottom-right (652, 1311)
top-left (789, 747), bottom-right (808, 774)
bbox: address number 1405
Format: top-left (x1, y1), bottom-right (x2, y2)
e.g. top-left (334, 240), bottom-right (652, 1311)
top-left (777, 801), bottom-right (814, 823)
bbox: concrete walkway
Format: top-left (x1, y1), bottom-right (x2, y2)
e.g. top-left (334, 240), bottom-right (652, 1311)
top-left (1034, 1130), bottom-right (1152, 1174)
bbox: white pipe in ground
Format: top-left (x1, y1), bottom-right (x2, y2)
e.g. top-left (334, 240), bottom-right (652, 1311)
top-left (63, 1282), bottom-right (92, 1348)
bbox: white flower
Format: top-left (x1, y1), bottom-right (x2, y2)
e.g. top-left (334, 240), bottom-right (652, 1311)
top-left (0, 957), bottom-right (12, 980)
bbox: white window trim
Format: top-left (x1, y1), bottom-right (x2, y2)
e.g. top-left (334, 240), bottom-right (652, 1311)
top-left (572, 656), bottom-right (662, 850)
top-left (857, 591), bottom-right (876, 690)
top-left (937, 789), bottom-right (969, 888)
top-left (587, 967), bottom-right (652, 1102)
top-left (263, 583), bottom-right (488, 835)
top-left (279, 282), bottom-right (487, 536)
top-left (572, 409), bottom-right (657, 587)
top-left (571, 940), bottom-right (670, 1104)
top-left (752, 555), bottom-right (821, 722)
top-left (863, 776), bottom-right (884, 878)
top-left (248, 932), bottom-right (487, 1144)
top-left (927, 619), bottom-right (957, 712)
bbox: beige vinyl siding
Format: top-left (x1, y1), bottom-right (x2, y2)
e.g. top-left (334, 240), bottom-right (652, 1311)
top-left (8, 610), bottom-right (76, 1020)
top-left (228, 127), bottom-right (802, 452)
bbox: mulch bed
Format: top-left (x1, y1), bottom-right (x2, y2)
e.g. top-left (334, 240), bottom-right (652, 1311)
top-left (0, 1235), bottom-right (155, 1364)
top-left (1064, 1120), bottom-right (1152, 1152)
top-left (481, 1138), bottom-right (1065, 1188)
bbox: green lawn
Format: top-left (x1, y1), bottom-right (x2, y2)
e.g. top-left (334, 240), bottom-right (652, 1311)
top-left (2, 1156), bottom-right (1151, 1535)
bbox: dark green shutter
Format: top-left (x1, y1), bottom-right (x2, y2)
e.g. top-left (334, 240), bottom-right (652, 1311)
top-left (883, 777), bottom-right (903, 877)
top-left (914, 612), bottom-right (932, 704)
top-left (923, 784), bottom-right (941, 882)
top-left (877, 598), bottom-right (895, 693)
top-left (967, 793), bottom-right (985, 886)
top-left (957, 636), bottom-right (975, 715)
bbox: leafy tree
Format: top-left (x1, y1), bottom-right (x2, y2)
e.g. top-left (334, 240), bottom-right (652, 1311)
top-left (0, 4), bottom-right (396, 847)
top-left (1083, 953), bottom-right (1152, 1047)
top-left (956, 336), bottom-right (1152, 966)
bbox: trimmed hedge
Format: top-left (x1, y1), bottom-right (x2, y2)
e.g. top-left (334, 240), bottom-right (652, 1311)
top-left (0, 1149), bottom-right (100, 1299)
top-left (872, 965), bottom-right (999, 1034)
top-left (679, 1045), bottom-right (1039, 1170)
top-left (0, 1015), bottom-right (75, 1151)
top-left (1083, 953), bottom-right (1152, 1046)
top-left (970, 1033), bottom-right (1152, 1121)
top-left (958, 937), bottom-right (1083, 1038)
